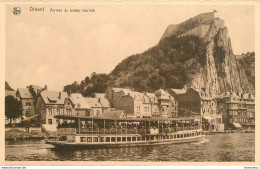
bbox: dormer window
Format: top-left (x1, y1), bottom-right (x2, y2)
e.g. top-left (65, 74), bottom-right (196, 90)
top-left (26, 101), bottom-right (31, 107)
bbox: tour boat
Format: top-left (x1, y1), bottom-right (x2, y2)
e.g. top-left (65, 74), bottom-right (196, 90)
top-left (46, 115), bottom-right (205, 149)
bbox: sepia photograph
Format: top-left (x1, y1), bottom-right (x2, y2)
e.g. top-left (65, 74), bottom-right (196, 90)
top-left (1, 1), bottom-right (259, 165)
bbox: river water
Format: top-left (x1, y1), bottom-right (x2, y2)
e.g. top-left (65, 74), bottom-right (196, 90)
top-left (5, 133), bottom-right (255, 161)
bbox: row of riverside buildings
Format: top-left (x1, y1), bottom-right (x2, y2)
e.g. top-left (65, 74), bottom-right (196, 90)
top-left (5, 85), bottom-right (255, 131)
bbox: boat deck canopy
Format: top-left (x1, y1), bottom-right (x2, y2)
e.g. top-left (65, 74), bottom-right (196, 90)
top-left (54, 115), bottom-right (198, 122)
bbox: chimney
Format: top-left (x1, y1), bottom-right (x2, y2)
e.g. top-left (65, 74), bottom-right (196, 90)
top-left (44, 85), bottom-right (48, 91)
top-left (98, 98), bottom-right (101, 103)
top-left (58, 92), bottom-right (61, 99)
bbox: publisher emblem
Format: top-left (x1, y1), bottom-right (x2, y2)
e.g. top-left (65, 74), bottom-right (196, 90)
top-left (13, 7), bottom-right (21, 15)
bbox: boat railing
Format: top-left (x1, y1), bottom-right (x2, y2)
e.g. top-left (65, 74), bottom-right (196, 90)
top-left (76, 125), bottom-right (201, 135)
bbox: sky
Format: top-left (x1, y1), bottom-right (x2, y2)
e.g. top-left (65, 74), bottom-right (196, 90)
top-left (5, 4), bottom-right (255, 91)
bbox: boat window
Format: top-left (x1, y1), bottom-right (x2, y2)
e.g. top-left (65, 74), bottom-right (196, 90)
top-left (170, 135), bottom-right (173, 139)
top-left (184, 134), bottom-right (186, 138)
top-left (132, 137), bottom-right (136, 141)
top-left (111, 137), bottom-right (116, 142)
top-left (122, 137), bottom-right (126, 142)
top-left (146, 136), bottom-right (150, 141)
top-left (93, 137), bottom-right (98, 142)
top-left (117, 137), bottom-right (121, 142)
top-left (151, 136), bottom-right (154, 140)
top-left (80, 137), bottom-right (86, 142)
top-left (174, 135), bottom-right (176, 139)
top-left (99, 137), bottom-right (104, 142)
top-left (87, 137), bottom-right (92, 142)
top-left (137, 137), bottom-right (141, 141)
top-left (177, 134), bottom-right (180, 138)
top-left (106, 137), bottom-right (110, 142)
top-left (127, 137), bottom-right (131, 141)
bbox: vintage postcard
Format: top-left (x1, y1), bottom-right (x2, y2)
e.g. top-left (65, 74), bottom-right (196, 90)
top-left (0, 0), bottom-right (259, 166)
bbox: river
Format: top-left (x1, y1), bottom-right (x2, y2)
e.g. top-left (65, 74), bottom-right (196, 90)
top-left (5, 133), bottom-right (255, 161)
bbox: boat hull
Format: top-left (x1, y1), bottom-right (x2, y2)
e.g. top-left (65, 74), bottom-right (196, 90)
top-left (46, 135), bottom-right (205, 149)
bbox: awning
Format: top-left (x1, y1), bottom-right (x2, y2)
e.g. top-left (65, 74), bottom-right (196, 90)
top-left (233, 123), bottom-right (242, 128)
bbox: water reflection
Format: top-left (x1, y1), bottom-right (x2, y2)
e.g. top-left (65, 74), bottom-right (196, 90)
top-left (5, 133), bottom-right (255, 161)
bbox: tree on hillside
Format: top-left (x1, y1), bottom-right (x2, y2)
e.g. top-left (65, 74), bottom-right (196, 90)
top-left (5, 95), bottom-right (22, 124)
top-left (63, 81), bottom-right (80, 94)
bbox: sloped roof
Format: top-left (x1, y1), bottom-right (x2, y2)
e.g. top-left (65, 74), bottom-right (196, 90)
top-left (113, 88), bottom-right (132, 94)
top-left (71, 93), bottom-right (91, 109)
top-left (145, 93), bottom-right (158, 103)
top-left (17, 88), bottom-right (33, 99)
top-left (93, 93), bottom-right (105, 98)
top-left (99, 98), bottom-right (111, 108)
top-left (127, 92), bottom-right (151, 103)
top-left (40, 90), bottom-right (68, 104)
top-left (102, 110), bottom-right (126, 119)
top-left (85, 98), bottom-right (102, 108)
top-left (170, 88), bottom-right (187, 95)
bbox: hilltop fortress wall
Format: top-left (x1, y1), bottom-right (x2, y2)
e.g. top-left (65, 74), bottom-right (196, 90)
top-left (160, 12), bottom-right (224, 40)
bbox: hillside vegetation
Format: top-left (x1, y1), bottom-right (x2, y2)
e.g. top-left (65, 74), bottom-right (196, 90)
top-left (63, 35), bottom-right (207, 95)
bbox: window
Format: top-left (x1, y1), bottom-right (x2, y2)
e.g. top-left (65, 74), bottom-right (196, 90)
top-left (127, 137), bottom-right (131, 141)
top-left (57, 108), bottom-right (61, 115)
top-left (99, 137), bottom-right (104, 142)
top-left (80, 137), bottom-right (86, 142)
top-left (117, 137), bottom-right (121, 142)
top-left (86, 110), bottom-right (90, 117)
top-left (137, 137), bottom-right (141, 141)
top-left (111, 137), bottom-right (116, 142)
top-left (96, 110), bottom-right (100, 117)
top-left (26, 110), bottom-right (30, 116)
top-left (48, 119), bottom-right (52, 124)
top-left (122, 137), bottom-right (126, 142)
top-left (137, 106), bottom-right (140, 112)
top-left (106, 137), bottom-right (110, 142)
top-left (132, 137), bottom-right (136, 141)
top-left (87, 137), bottom-right (92, 142)
top-left (93, 137), bottom-right (98, 142)
top-left (48, 108), bottom-right (53, 115)
top-left (26, 101), bottom-right (31, 106)
top-left (66, 109), bottom-right (72, 116)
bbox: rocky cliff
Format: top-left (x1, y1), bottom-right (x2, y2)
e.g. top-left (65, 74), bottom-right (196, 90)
top-left (186, 18), bottom-right (254, 96)
top-left (110, 12), bottom-right (255, 95)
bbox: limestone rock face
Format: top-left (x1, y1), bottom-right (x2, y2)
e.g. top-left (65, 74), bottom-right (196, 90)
top-left (188, 19), bottom-right (254, 96)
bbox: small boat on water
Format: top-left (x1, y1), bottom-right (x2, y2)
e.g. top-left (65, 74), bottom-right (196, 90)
top-left (46, 115), bottom-right (205, 149)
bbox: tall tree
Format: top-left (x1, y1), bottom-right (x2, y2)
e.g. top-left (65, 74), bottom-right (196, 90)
top-left (5, 95), bottom-right (22, 124)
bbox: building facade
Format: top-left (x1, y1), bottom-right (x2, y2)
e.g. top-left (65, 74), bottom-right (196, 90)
top-left (215, 92), bottom-right (255, 129)
top-left (16, 88), bottom-right (35, 118)
top-left (105, 87), bottom-right (176, 118)
top-left (174, 88), bottom-right (221, 131)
